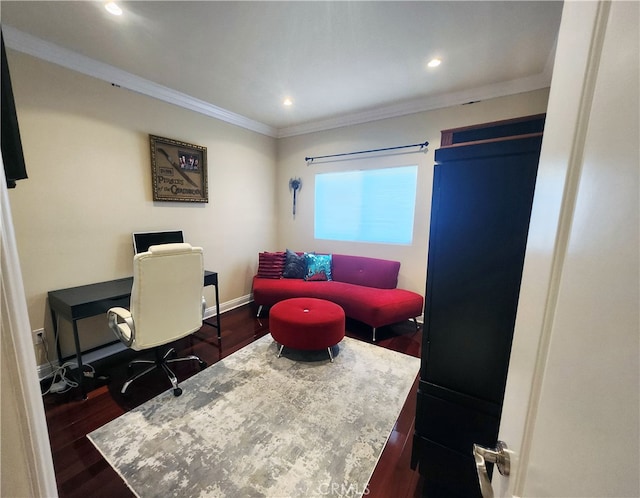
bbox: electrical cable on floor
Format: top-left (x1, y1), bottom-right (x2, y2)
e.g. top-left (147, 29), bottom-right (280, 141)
top-left (40, 329), bottom-right (95, 395)
top-left (39, 331), bottom-right (56, 378)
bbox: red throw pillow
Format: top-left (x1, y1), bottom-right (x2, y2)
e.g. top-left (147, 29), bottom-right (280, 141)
top-left (257, 252), bottom-right (286, 279)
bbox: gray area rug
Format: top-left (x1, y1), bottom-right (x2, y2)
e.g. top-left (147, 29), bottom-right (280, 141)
top-left (88, 334), bottom-right (420, 498)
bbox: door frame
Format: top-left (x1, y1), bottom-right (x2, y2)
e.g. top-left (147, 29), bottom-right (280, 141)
top-left (495, 1), bottom-right (634, 496)
top-left (1, 161), bottom-right (58, 496)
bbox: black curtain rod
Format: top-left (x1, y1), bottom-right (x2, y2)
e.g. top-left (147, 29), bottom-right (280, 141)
top-left (305, 140), bottom-right (429, 164)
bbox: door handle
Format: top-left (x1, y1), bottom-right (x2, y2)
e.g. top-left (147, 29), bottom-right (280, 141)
top-left (473, 440), bottom-right (510, 498)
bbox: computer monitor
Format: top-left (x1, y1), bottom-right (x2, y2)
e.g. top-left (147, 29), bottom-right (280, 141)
top-left (132, 230), bottom-right (184, 254)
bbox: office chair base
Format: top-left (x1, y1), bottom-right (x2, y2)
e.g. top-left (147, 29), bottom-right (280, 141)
top-left (121, 347), bottom-right (207, 397)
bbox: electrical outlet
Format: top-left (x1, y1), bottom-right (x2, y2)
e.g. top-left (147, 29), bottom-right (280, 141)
top-left (33, 328), bottom-right (45, 344)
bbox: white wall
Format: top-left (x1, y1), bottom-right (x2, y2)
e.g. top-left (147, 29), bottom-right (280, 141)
top-left (276, 90), bottom-right (550, 297)
top-left (7, 51), bottom-right (277, 358)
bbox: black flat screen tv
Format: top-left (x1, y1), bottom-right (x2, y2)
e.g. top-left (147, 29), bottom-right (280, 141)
top-left (132, 230), bottom-right (184, 254)
top-left (1, 30), bottom-right (28, 188)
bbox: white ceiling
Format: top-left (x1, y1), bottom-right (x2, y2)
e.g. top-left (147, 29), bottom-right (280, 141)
top-left (1, 1), bottom-right (564, 137)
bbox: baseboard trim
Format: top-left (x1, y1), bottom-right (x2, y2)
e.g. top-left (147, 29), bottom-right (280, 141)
top-left (204, 293), bottom-right (252, 319)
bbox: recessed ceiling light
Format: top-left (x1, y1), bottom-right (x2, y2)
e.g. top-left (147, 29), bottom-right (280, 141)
top-left (105, 2), bottom-right (123, 16)
top-left (427, 58), bottom-right (442, 68)
top-left (283, 98), bottom-right (293, 107)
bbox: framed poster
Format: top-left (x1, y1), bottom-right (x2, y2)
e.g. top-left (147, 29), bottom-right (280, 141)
top-left (149, 135), bottom-right (208, 203)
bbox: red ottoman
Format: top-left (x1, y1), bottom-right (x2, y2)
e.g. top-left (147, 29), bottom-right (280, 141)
top-left (269, 297), bottom-right (345, 362)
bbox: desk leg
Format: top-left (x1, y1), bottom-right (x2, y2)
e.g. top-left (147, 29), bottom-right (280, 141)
top-left (71, 321), bottom-right (87, 400)
top-left (49, 307), bottom-right (63, 366)
top-left (215, 283), bottom-right (221, 340)
top-left (203, 282), bottom-right (222, 340)
top-left (49, 307), bottom-right (88, 400)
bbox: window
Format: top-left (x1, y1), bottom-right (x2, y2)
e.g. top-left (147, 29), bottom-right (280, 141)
top-left (314, 165), bottom-right (418, 244)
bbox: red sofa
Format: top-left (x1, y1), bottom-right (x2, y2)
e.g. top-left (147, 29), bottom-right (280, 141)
top-left (252, 253), bottom-right (424, 341)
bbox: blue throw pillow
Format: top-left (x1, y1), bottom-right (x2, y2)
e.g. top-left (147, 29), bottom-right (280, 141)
top-left (282, 249), bottom-right (306, 279)
top-left (305, 253), bottom-right (332, 281)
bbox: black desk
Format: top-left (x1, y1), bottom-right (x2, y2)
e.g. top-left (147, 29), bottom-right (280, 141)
top-left (48, 271), bottom-right (220, 399)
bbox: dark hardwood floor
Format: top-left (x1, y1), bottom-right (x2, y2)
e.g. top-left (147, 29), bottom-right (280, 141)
top-left (41, 303), bottom-right (424, 497)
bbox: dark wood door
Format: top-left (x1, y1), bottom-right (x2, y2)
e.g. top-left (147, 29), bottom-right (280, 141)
top-left (412, 133), bottom-right (543, 497)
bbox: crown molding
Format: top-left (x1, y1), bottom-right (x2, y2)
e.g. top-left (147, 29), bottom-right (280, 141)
top-left (3, 25), bottom-right (553, 140)
top-left (2, 25), bottom-right (278, 138)
top-left (277, 34), bottom-right (556, 138)
top-left (276, 70), bottom-right (552, 138)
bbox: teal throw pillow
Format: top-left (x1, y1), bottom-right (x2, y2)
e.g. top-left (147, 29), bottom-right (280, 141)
top-left (305, 253), bottom-right (332, 281)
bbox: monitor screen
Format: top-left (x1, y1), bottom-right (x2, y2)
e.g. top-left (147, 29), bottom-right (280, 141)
top-left (132, 230), bottom-right (184, 254)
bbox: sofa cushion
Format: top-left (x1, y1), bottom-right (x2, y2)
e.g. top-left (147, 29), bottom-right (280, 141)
top-left (253, 276), bottom-right (309, 304)
top-left (331, 254), bottom-right (400, 289)
top-left (252, 277), bottom-right (424, 329)
top-left (322, 283), bottom-right (423, 328)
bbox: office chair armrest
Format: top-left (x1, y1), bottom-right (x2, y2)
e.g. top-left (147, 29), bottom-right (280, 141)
top-left (107, 307), bottom-right (135, 347)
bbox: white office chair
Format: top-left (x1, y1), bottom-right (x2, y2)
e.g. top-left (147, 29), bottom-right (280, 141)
top-left (107, 243), bottom-right (207, 396)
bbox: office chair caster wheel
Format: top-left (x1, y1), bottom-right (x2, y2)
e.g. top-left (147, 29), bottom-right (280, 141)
top-left (199, 360), bottom-right (207, 370)
top-left (173, 387), bottom-right (182, 397)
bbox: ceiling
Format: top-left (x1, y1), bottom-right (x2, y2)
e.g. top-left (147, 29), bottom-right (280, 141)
top-left (1, 1), bottom-right (564, 137)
